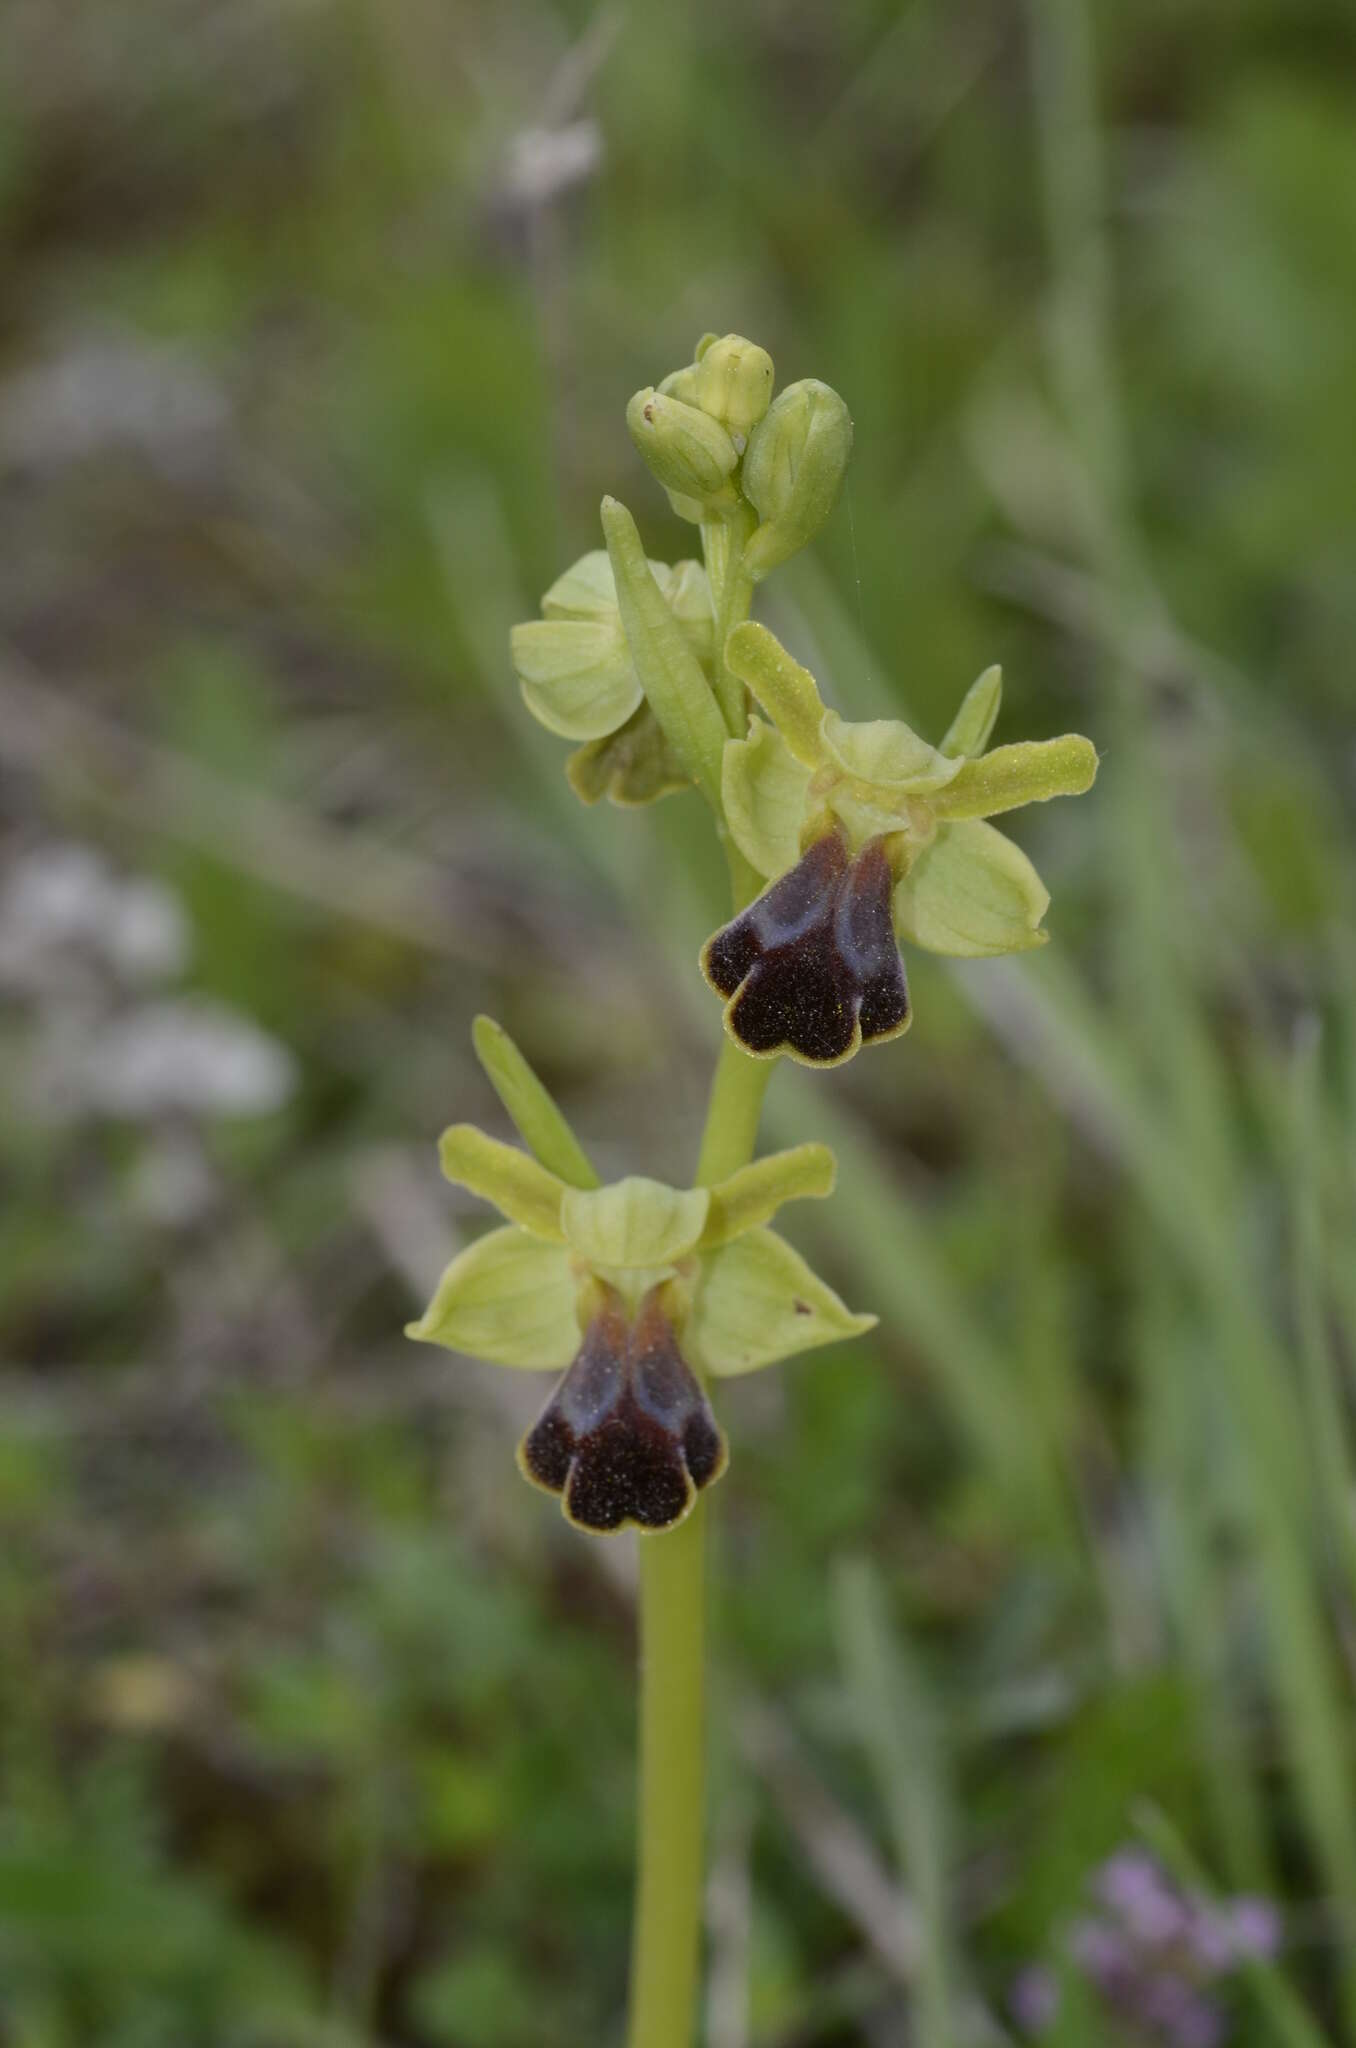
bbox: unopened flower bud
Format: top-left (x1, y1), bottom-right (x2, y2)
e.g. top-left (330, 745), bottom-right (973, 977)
top-left (741, 378), bottom-right (853, 579)
top-left (625, 387), bottom-right (739, 511)
top-left (693, 333), bottom-right (774, 443)
top-left (658, 364), bottom-right (701, 405)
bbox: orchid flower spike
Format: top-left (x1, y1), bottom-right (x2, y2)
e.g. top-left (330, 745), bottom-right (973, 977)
top-left (406, 1125), bottom-right (874, 1533)
top-left (702, 622), bottom-right (1099, 1065)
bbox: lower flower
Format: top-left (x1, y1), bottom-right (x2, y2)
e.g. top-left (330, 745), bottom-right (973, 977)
top-left (701, 829), bottom-right (909, 1065)
top-left (518, 1287), bottom-right (727, 1532)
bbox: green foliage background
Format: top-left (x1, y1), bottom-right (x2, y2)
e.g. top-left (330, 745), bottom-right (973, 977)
top-left (1, 0), bottom-right (1355, 2041)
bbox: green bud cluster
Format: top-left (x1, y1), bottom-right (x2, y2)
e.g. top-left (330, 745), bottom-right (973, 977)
top-left (624, 333), bottom-right (852, 576)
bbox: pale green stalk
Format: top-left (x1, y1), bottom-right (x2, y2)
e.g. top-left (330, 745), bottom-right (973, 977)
top-left (701, 505), bottom-right (757, 736)
top-left (626, 1041), bottom-right (772, 2048)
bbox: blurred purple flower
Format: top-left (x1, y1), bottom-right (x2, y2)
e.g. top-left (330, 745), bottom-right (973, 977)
top-left (1097, 1849), bottom-right (1192, 1948)
top-left (1010, 1964), bottom-right (1060, 2034)
top-left (1224, 1898), bottom-right (1281, 1961)
top-left (1011, 1845), bottom-right (1282, 2046)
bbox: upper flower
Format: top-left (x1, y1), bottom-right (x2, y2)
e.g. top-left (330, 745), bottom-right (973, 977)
top-left (701, 622), bottom-right (1098, 1064)
top-left (406, 1125), bottom-right (873, 1532)
top-left (509, 549), bottom-right (711, 805)
top-left (626, 336), bottom-right (853, 571)
top-left (509, 333), bottom-right (856, 811)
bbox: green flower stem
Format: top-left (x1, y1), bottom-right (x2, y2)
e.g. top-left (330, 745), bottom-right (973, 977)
top-left (627, 1506), bottom-right (707, 2048)
top-left (627, 1035), bottom-right (774, 2048)
top-left (695, 1036), bottom-right (775, 1188)
top-left (701, 504), bottom-right (757, 736)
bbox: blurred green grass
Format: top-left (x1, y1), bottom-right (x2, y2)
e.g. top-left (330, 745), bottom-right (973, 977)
top-left (1, 0), bottom-right (1355, 2042)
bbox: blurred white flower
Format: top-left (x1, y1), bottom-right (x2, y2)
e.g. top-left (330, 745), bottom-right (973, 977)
top-left (87, 999), bottom-right (297, 1119)
top-left (0, 843), bottom-right (190, 992)
top-left (0, 328), bottom-right (227, 480)
top-left (501, 120), bottom-right (602, 209)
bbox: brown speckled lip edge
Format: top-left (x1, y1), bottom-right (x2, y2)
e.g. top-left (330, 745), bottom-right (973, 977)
top-left (517, 1290), bottom-right (728, 1535)
top-left (699, 831), bottom-right (910, 1068)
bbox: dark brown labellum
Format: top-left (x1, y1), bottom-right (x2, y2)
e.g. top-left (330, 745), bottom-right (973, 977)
top-left (517, 1291), bottom-right (727, 1533)
top-left (701, 831), bottom-right (909, 1065)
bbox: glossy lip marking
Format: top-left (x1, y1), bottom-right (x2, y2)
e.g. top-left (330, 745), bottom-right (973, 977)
top-left (701, 831), bottom-right (909, 1066)
top-left (517, 1290), bottom-right (727, 1533)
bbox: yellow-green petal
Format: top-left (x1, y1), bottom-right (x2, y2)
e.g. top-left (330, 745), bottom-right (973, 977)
top-left (928, 734), bottom-right (1098, 820)
top-left (565, 705), bottom-right (690, 808)
top-left (721, 718), bottom-right (815, 879)
top-left (687, 1226), bottom-right (876, 1377)
top-left (510, 618), bottom-right (641, 740)
top-left (663, 558), bottom-right (716, 666)
top-left (561, 1176), bottom-right (710, 1270)
top-left (700, 1144), bottom-right (837, 1249)
top-left (940, 664), bottom-right (1002, 759)
top-left (819, 709), bottom-right (962, 796)
top-left (893, 819), bottom-right (1050, 957)
top-left (724, 621), bottom-right (827, 769)
top-left (405, 1226), bottom-right (578, 1369)
top-left (438, 1125), bottom-right (567, 1241)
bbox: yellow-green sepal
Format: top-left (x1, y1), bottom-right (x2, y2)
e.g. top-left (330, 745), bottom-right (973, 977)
top-left (892, 819), bottom-right (1050, 956)
top-left (541, 549), bottom-right (712, 663)
top-left (561, 1177), bottom-right (710, 1270)
top-left (700, 1144), bottom-right (837, 1249)
top-left (438, 1126), bottom-right (567, 1240)
top-left (721, 717), bottom-right (814, 879)
top-left (687, 1226), bottom-right (876, 1377)
top-left (510, 617), bottom-right (641, 740)
top-left (540, 551), bottom-right (623, 619)
top-left (405, 1226), bottom-right (578, 1369)
top-left (515, 550), bottom-right (715, 744)
top-left (940, 665), bottom-right (1002, 759)
top-left (928, 735), bottom-right (1099, 820)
